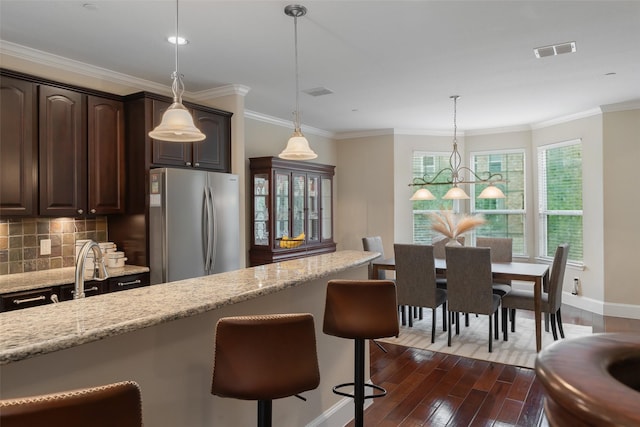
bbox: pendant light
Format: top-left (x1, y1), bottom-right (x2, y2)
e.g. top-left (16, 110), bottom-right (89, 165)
top-left (279, 4), bottom-right (317, 161)
top-left (409, 96), bottom-right (506, 200)
top-left (149, 0), bottom-right (205, 143)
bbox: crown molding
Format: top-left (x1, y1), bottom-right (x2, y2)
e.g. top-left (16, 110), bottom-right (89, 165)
top-left (244, 110), bottom-right (334, 139)
top-left (190, 84), bottom-right (251, 102)
top-left (1, 40), bottom-right (248, 101)
top-left (530, 107), bottom-right (602, 130)
top-left (0, 40), bottom-right (170, 94)
top-left (601, 99), bottom-right (640, 113)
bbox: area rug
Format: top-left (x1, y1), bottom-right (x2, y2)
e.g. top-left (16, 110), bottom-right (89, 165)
top-left (378, 312), bottom-right (593, 369)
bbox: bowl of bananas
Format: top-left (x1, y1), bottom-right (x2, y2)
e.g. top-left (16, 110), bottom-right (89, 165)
top-left (277, 233), bottom-right (305, 248)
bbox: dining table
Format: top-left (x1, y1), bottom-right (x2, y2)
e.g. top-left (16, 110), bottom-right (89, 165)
top-left (372, 257), bottom-right (550, 352)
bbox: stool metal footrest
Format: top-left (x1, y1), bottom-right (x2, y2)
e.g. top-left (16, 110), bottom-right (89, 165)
top-left (332, 382), bottom-right (387, 400)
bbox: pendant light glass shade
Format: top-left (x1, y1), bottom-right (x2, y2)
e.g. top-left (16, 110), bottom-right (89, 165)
top-left (149, 102), bottom-right (205, 142)
top-left (279, 4), bottom-right (317, 161)
top-left (410, 188), bottom-right (436, 201)
top-left (279, 129), bottom-right (317, 160)
top-left (478, 184), bottom-right (506, 199)
top-left (148, 0), bottom-right (205, 143)
top-left (443, 186), bottom-right (470, 200)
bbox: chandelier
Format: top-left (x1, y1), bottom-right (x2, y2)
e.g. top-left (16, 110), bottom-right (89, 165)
top-left (278, 4), bottom-right (317, 160)
top-left (409, 96), bottom-right (506, 200)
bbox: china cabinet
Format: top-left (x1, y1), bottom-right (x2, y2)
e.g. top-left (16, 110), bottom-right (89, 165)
top-left (249, 157), bottom-right (335, 266)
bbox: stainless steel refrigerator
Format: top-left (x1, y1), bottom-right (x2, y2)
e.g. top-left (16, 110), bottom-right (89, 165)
top-left (149, 168), bottom-right (240, 284)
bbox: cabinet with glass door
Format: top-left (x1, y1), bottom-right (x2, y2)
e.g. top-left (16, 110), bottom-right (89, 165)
top-left (249, 157), bottom-right (336, 266)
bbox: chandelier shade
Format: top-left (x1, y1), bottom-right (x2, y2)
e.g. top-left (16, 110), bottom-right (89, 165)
top-left (148, 0), bottom-right (205, 143)
top-left (279, 4), bottom-right (317, 161)
top-left (409, 95), bottom-right (505, 200)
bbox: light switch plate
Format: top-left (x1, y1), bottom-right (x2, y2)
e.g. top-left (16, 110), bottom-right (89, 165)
top-left (40, 239), bottom-right (51, 255)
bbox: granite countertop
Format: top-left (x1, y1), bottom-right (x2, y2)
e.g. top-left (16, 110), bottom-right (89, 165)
top-left (0, 250), bottom-right (378, 365)
top-left (0, 265), bottom-right (151, 294)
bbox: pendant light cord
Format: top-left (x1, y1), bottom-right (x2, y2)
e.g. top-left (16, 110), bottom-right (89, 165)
top-left (293, 12), bottom-right (301, 130)
top-left (449, 95), bottom-right (462, 184)
top-left (172, 0), bottom-right (183, 104)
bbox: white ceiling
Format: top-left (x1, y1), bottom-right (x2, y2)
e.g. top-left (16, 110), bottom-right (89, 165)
top-left (1, 0), bottom-right (639, 136)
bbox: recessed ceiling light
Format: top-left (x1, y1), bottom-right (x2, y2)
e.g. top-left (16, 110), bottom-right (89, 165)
top-left (82, 3), bottom-right (98, 11)
top-left (167, 36), bottom-right (188, 45)
top-left (533, 41), bottom-right (576, 58)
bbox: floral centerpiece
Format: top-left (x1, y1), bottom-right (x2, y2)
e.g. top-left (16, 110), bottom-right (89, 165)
top-left (430, 210), bottom-right (485, 245)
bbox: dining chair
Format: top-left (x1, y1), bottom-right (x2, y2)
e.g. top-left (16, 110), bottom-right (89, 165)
top-left (501, 243), bottom-right (570, 341)
top-left (362, 236), bottom-right (388, 280)
top-left (445, 246), bottom-right (502, 352)
top-left (394, 244), bottom-right (447, 343)
top-left (475, 237), bottom-right (513, 296)
top-left (0, 381), bottom-right (143, 427)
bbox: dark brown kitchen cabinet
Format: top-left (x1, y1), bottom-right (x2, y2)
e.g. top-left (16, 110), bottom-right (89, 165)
top-left (87, 96), bottom-right (126, 214)
top-left (38, 87), bottom-right (125, 216)
top-left (38, 85), bottom-right (86, 216)
top-left (149, 97), bottom-right (231, 171)
top-left (0, 76), bottom-right (37, 216)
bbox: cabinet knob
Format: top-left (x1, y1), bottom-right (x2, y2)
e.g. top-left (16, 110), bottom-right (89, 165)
top-left (194, 163), bottom-right (200, 167)
top-left (186, 162), bottom-right (192, 166)
top-left (77, 209), bottom-right (84, 214)
top-left (90, 209), bottom-right (96, 214)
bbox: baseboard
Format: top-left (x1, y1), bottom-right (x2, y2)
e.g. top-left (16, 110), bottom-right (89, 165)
top-left (511, 284), bottom-right (640, 320)
top-left (562, 292), bottom-right (604, 315)
top-left (603, 301), bottom-right (640, 320)
top-left (306, 394), bottom-right (372, 427)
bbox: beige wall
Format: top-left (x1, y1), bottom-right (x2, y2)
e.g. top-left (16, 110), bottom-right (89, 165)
top-left (602, 109), bottom-right (640, 315)
top-left (335, 134), bottom-right (395, 256)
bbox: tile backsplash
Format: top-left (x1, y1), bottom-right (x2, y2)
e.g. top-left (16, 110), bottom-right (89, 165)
top-left (0, 217), bottom-right (108, 275)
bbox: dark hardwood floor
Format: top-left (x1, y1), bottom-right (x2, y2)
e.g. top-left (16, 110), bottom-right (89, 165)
top-left (346, 305), bottom-right (640, 427)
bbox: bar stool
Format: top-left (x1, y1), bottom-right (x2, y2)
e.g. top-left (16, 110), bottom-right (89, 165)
top-left (323, 279), bottom-right (399, 427)
top-left (0, 381), bottom-right (142, 427)
top-left (211, 313), bottom-right (320, 427)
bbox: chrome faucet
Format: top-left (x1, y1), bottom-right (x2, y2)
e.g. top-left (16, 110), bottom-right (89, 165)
top-left (74, 240), bottom-right (109, 299)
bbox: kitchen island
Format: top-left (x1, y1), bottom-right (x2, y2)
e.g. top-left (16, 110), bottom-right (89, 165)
top-left (0, 250), bottom-right (378, 426)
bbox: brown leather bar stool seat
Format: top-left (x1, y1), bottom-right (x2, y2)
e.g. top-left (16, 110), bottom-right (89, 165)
top-left (323, 279), bottom-right (399, 427)
top-left (211, 313), bottom-right (320, 427)
top-left (0, 381), bottom-right (142, 427)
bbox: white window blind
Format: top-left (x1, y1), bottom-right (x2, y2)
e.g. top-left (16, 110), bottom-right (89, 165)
top-left (471, 150), bottom-right (526, 255)
top-left (537, 139), bottom-right (583, 261)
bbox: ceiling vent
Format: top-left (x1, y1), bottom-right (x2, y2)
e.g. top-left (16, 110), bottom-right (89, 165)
top-left (303, 87), bottom-right (334, 97)
top-left (534, 41), bottom-right (576, 58)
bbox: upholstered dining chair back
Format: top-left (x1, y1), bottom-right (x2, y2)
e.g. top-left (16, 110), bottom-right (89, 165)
top-left (362, 236), bottom-right (386, 279)
top-left (475, 237), bottom-right (513, 263)
top-left (0, 381), bottom-right (143, 427)
top-left (432, 236), bottom-right (465, 259)
top-left (445, 246), bottom-right (495, 315)
top-left (548, 243), bottom-right (570, 312)
top-left (393, 244), bottom-right (439, 308)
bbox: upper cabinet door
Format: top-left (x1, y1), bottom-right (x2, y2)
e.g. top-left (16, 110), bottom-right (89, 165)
top-left (150, 99), bottom-right (193, 168)
top-left (192, 109), bottom-right (230, 171)
top-left (38, 85), bottom-right (86, 216)
top-left (88, 96), bottom-right (125, 214)
top-left (0, 76), bottom-right (37, 217)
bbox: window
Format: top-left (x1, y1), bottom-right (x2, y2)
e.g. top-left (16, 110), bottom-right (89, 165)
top-left (537, 140), bottom-right (583, 262)
top-left (471, 150), bottom-right (526, 255)
top-left (411, 151), bottom-right (453, 243)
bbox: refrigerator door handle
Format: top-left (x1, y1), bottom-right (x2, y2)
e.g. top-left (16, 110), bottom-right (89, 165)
top-left (204, 187), bottom-right (214, 273)
top-left (209, 188), bottom-right (218, 273)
